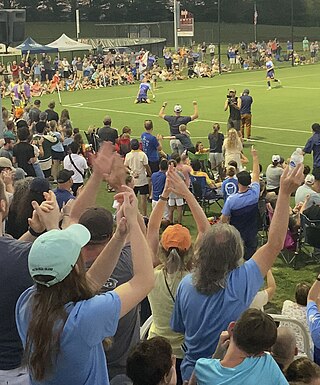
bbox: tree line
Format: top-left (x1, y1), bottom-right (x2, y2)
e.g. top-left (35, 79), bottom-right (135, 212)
top-left (0, 0), bottom-right (319, 26)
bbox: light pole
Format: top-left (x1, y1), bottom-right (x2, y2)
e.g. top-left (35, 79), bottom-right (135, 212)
top-left (218, 0), bottom-right (221, 74)
top-left (173, 0), bottom-right (180, 51)
top-left (75, 1), bottom-right (80, 41)
top-left (291, 0), bottom-right (294, 67)
top-left (254, 1), bottom-right (257, 42)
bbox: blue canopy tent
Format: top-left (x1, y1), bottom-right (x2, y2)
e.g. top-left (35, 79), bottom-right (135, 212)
top-left (15, 37), bottom-right (58, 54)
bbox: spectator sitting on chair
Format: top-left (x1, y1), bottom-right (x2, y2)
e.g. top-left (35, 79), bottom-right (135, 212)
top-left (266, 155), bottom-right (284, 194)
top-left (190, 309), bottom-right (288, 385)
top-left (221, 165), bottom-right (238, 201)
top-left (53, 169), bottom-right (75, 210)
top-left (295, 174), bottom-right (320, 209)
top-left (271, 327), bottom-right (298, 372)
top-left (127, 337), bottom-right (177, 385)
top-left (221, 146), bottom-right (260, 260)
top-left (190, 159), bottom-right (219, 193)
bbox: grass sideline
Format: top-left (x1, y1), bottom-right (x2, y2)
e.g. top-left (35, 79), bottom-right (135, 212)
top-left (5, 63), bottom-right (320, 310)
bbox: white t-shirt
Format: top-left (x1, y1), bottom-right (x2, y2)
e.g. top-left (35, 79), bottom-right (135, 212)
top-left (250, 290), bottom-right (268, 311)
top-left (124, 150), bottom-right (148, 187)
top-left (63, 153), bottom-right (88, 183)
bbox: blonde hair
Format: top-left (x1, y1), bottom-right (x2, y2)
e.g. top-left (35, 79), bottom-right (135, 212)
top-left (225, 128), bottom-right (240, 151)
top-left (49, 120), bottom-right (57, 132)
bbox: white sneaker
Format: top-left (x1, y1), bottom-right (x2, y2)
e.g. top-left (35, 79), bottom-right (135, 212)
top-left (268, 87), bottom-right (271, 90)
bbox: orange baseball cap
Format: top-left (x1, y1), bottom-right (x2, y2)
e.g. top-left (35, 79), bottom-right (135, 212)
top-left (161, 224), bottom-right (192, 251)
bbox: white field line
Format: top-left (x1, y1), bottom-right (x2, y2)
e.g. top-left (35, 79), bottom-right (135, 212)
top-left (64, 103), bottom-right (311, 135)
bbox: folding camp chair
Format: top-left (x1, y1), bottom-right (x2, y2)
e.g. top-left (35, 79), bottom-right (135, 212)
top-left (188, 152), bottom-right (215, 180)
top-left (84, 131), bottom-right (99, 153)
top-left (270, 314), bottom-right (312, 359)
top-left (140, 315), bottom-right (153, 340)
top-left (190, 174), bottom-right (223, 214)
top-left (296, 213), bottom-right (320, 265)
top-left (267, 203), bottom-right (298, 266)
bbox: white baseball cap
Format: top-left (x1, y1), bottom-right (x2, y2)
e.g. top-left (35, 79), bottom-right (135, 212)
top-left (305, 174), bottom-right (315, 185)
top-left (272, 155), bottom-right (280, 163)
top-left (174, 105), bottom-right (182, 113)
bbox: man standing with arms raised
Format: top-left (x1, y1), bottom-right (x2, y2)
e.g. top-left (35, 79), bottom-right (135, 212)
top-left (159, 101), bottom-right (199, 154)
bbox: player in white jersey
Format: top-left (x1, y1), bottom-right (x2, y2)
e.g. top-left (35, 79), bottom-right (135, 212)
top-left (265, 56), bottom-right (281, 90)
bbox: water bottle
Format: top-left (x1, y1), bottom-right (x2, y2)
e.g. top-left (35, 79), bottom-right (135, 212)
top-left (289, 148), bottom-right (304, 169)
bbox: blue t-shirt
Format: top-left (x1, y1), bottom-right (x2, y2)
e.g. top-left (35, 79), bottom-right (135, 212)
top-left (171, 258), bottom-right (263, 381)
top-left (307, 301), bottom-right (320, 348)
top-left (221, 177), bottom-right (238, 201)
top-left (138, 82), bottom-right (151, 97)
top-left (51, 132), bottom-right (64, 153)
top-left (141, 132), bottom-right (159, 162)
top-left (195, 354), bottom-right (288, 385)
top-left (16, 287), bottom-right (121, 385)
top-left (304, 133), bottom-right (320, 168)
top-left (239, 95), bottom-right (253, 115)
top-left (151, 171), bottom-right (166, 201)
top-left (222, 182), bottom-right (260, 239)
top-left (53, 188), bottom-right (75, 209)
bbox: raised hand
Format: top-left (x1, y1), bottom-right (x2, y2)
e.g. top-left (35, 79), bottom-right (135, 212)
top-left (114, 185), bottom-right (138, 206)
top-left (103, 152), bottom-right (127, 191)
top-left (280, 163), bottom-right (304, 196)
top-left (32, 191), bottom-right (60, 231)
top-left (92, 141), bottom-right (115, 177)
top-left (1, 169), bottom-right (13, 187)
top-left (166, 164), bottom-right (189, 198)
top-left (115, 206), bottom-right (128, 240)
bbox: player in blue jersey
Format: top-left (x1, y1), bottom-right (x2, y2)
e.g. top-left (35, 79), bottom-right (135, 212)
top-left (265, 56), bottom-right (281, 90)
top-left (134, 77), bottom-right (155, 104)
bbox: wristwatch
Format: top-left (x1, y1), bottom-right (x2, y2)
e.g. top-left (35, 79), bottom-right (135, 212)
top-left (159, 195), bottom-right (169, 201)
top-left (316, 275), bottom-right (320, 282)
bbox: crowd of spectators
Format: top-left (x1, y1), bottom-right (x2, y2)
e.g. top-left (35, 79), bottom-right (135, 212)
top-left (2, 77), bottom-right (320, 385)
top-left (1, 36), bottom-right (319, 118)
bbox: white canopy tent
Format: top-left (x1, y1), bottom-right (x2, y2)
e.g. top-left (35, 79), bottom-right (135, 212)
top-left (47, 34), bottom-right (92, 52)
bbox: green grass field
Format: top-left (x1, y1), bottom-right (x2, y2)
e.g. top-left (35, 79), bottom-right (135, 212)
top-left (6, 63), bottom-right (320, 310)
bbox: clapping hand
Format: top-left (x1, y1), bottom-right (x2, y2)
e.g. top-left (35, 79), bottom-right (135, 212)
top-left (280, 163), bottom-right (304, 196)
top-left (31, 191), bottom-right (60, 231)
top-left (92, 141), bottom-right (115, 177)
top-left (114, 186), bottom-right (138, 228)
top-left (166, 164), bottom-right (189, 198)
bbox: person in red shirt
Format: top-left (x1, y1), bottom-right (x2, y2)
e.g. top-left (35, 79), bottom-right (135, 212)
top-left (50, 71), bottom-right (60, 93)
top-left (11, 61), bottom-right (20, 80)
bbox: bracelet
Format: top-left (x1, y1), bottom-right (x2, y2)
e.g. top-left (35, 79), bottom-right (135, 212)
top-left (159, 195), bottom-right (169, 201)
top-left (162, 105), bottom-right (166, 108)
top-left (317, 276), bottom-right (320, 282)
top-left (28, 226), bottom-right (45, 237)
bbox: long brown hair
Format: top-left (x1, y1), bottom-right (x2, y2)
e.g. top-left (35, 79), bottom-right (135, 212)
top-left (193, 224), bottom-right (243, 295)
top-left (23, 255), bottom-right (94, 381)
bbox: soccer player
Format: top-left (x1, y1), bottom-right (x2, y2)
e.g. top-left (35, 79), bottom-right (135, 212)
top-left (134, 77), bottom-right (155, 104)
top-left (265, 56), bottom-right (281, 90)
